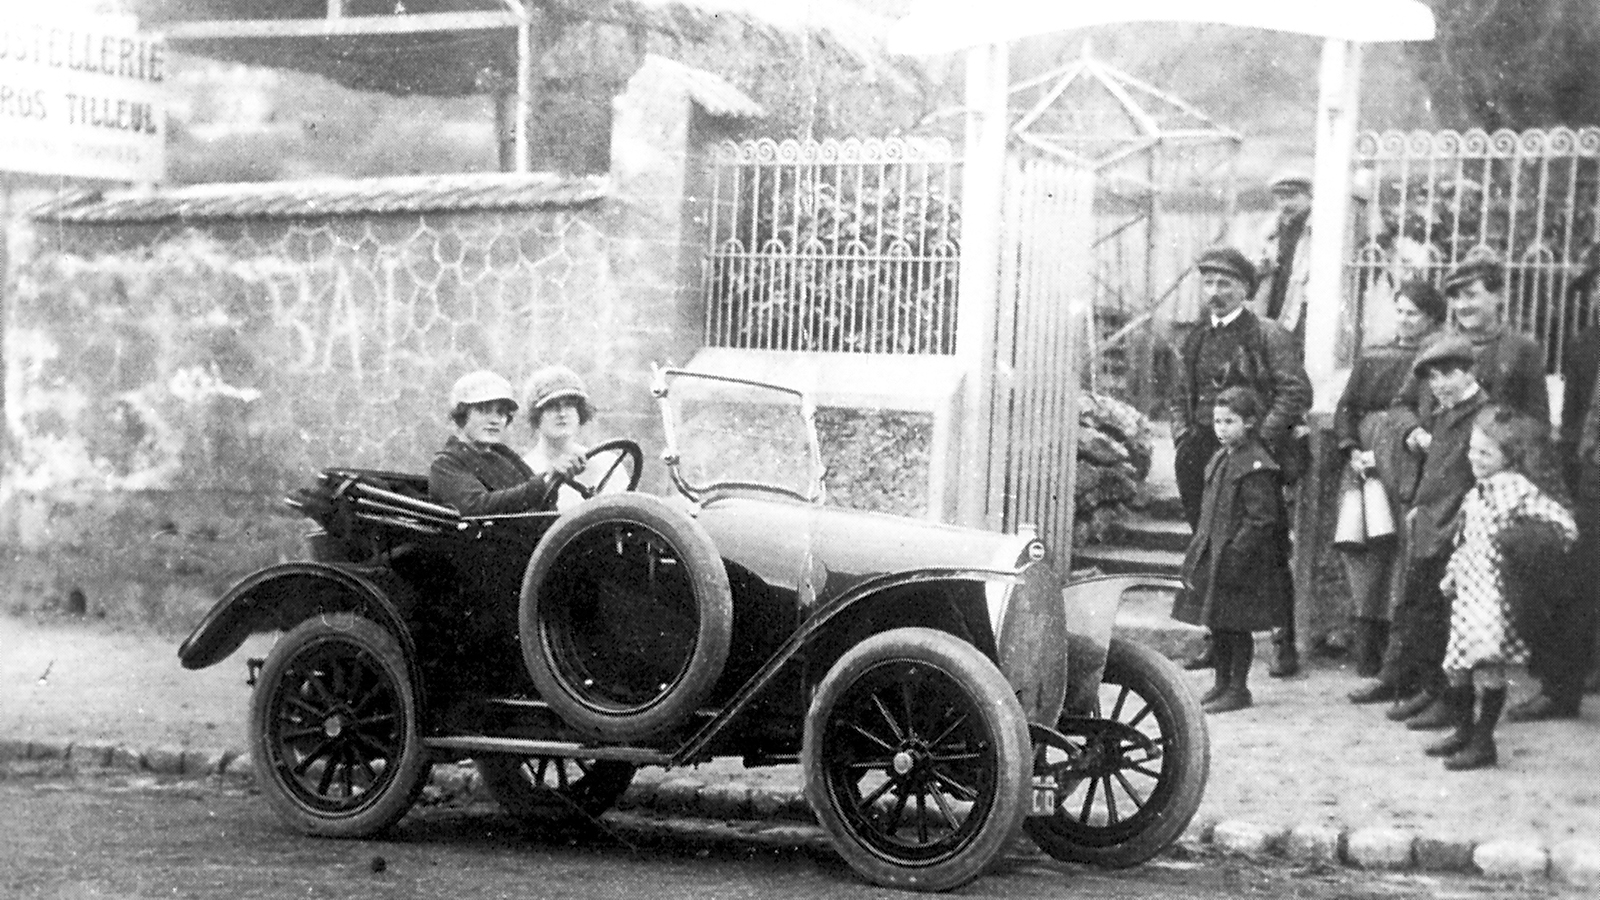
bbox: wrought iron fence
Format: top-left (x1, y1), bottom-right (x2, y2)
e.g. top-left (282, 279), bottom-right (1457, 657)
top-left (702, 136), bottom-right (961, 355)
top-left (1350, 126), bottom-right (1600, 371)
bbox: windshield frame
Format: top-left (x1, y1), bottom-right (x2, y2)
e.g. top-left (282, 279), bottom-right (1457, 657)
top-left (651, 365), bottom-right (825, 504)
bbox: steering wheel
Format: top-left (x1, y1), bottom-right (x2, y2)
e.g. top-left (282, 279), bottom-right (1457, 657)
top-left (560, 438), bottom-right (644, 500)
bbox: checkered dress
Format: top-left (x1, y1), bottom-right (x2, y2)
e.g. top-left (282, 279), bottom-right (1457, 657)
top-left (1441, 471), bottom-right (1577, 669)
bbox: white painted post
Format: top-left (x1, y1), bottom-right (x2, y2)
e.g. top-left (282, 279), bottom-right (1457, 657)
top-left (514, 8), bottom-right (532, 174)
top-left (952, 42), bottom-right (1009, 529)
top-left (1304, 39), bottom-right (1364, 411)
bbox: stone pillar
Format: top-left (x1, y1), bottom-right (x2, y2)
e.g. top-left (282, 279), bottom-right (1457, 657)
top-left (607, 56), bottom-right (761, 490)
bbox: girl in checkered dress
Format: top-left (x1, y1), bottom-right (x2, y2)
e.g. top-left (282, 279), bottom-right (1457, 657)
top-left (1429, 406), bottom-right (1576, 770)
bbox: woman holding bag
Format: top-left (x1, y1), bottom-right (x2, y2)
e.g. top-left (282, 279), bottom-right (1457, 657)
top-left (1333, 280), bottom-right (1446, 680)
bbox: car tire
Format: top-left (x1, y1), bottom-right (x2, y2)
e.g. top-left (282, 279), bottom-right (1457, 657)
top-left (477, 755), bottom-right (636, 825)
top-left (1024, 636), bottom-right (1209, 867)
top-left (802, 627), bottom-right (1031, 892)
top-left (520, 493), bottom-right (732, 743)
top-left (250, 612), bottom-right (430, 838)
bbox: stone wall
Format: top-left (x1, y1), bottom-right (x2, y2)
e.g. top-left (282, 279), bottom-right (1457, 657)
top-left (0, 58), bottom-right (730, 628)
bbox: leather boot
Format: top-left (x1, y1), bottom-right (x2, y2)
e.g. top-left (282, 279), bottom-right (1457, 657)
top-left (1386, 689), bottom-right (1435, 722)
top-left (1182, 635), bottom-right (1215, 671)
top-left (1354, 619), bottom-right (1388, 679)
top-left (1349, 673), bottom-right (1406, 705)
top-left (1268, 626), bottom-right (1300, 678)
top-left (1198, 635), bottom-right (1234, 705)
top-left (1355, 619), bottom-right (1410, 704)
top-left (1423, 684), bottom-right (1475, 757)
top-left (1505, 692), bottom-right (1581, 722)
top-left (1445, 687), bottom-right (1506, 771)
top-left (1203, 631), bottom-right (1253, 714)
top-left (1405, 691), bottom-right (1458, 730)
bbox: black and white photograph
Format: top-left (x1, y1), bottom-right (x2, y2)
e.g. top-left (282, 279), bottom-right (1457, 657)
top-left (2, 2), bottom-right (1597, 897)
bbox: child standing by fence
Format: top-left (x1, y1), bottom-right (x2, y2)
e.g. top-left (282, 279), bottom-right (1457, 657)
top-left (1173, 386), bottom-right (1293, 714)
top-left (1427, 406), bottom-right (1577, 770)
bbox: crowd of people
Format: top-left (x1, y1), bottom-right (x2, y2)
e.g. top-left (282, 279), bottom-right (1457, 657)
top-left (1168, 168), bottom-right (1596, 772)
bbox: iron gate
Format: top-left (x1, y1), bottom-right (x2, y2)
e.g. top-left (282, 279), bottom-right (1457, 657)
top-left (1350, 126), bottom-right (1600, 371)
top-left (702, 136), bottom-right (962, 355)
top-left (983, 152), bottom-right (1096, 553)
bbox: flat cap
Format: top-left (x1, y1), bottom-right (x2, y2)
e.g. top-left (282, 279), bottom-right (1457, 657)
top-left (1269, 164), bottom-right (1313, 192)
top-left (1196, 246), bottom-right (1257, 292)
top-left (1442, 247), bottom-right (1502, 294)
top-left (1411, 334), bottom-right (1476, 376)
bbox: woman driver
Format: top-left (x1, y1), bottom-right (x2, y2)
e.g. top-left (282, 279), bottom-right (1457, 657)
top-left (523, 365), bottom-right (597, 511)
top-left (428, 369), bottom-right (585, 515)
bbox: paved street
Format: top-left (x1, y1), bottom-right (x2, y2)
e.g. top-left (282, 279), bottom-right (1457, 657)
top-left (1, 775), bottom-right (1586, 900)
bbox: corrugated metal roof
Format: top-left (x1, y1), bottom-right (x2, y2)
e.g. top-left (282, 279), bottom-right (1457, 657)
top-left (32, 172), bottom-right (610, 224)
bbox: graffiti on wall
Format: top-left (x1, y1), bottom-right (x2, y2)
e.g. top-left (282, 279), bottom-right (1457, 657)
top-left (4, 211), bottom-right (612, 501)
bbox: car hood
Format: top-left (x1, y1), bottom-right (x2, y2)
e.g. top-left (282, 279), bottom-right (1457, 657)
top-left (686, 493), bottom-right (1036, 601)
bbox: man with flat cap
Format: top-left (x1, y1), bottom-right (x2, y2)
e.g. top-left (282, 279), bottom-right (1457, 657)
top-left (1170, 246), bottom-right (1312, 675)
top-left (1395, 252), bottom-right (1548, 429)
top-left (1255, 164), bottom-right (1314, 345)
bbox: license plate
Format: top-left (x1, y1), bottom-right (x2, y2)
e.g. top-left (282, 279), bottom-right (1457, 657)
top-left (1028, 776), bottom-right (1057, 817)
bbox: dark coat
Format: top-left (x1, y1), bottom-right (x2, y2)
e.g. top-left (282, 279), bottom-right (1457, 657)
top-left (1560, 324), bottom-right (1600, 506)
top-left (1170, 308), bottom-right (1312, 453)
top-left (1334, 337), bottom-right (1429, 505)
top-left (1395, 325), bottom-right (1548, 427)
top-left (1409, 389), bottom-right (1490, 562)
top-left (428, 435), bottom-right (556, 516)
top-left (1174, 439), bottom-right (1292, 632)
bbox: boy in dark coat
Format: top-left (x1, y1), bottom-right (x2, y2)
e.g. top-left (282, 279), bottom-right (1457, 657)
top-left (1380, 336), bottom-right (1491, 729)
top-left (1174, 386), bottom-right (1292, 714)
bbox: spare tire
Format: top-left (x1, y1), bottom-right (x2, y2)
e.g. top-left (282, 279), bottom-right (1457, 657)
top-left (519, 493), bottom-right (732, 742)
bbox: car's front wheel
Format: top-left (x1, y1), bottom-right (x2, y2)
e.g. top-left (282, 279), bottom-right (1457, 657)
top-left (1024, 637), bottom-right (1209, 867)
top-left (250, 613), bottom-right (430, 837)
top-left (477, 755), bottom-right (636, 826)
top-left (802, 627), bottom-right (1031, 892)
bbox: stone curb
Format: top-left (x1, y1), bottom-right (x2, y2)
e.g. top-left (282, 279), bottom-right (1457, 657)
top-left (7, 736), bottom-right (1600, 886)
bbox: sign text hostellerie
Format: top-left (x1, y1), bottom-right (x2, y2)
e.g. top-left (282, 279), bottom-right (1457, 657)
top-left (0, 23), bottom-right (164, 82)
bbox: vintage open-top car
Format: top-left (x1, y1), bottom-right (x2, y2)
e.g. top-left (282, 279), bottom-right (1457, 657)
top-left (179, 366), bottom-right (1207, 891)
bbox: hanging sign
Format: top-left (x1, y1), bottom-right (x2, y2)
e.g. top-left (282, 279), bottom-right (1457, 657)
top-left (0, 13), bottom-right (165, 182)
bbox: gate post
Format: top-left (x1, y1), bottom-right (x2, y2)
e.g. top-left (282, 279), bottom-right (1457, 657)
top-left (1305, 38), bottom-right (1363, 408)
top-left (952, 42), bottom-right (1009, 530)
top-left (1297, 38), bottom-right (1366, 655)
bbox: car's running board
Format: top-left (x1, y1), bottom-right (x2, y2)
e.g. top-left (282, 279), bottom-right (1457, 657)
top-left (423, 735), bottom-right (675, 766)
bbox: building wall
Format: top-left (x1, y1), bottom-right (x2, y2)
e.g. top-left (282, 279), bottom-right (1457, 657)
top-left (0, 61), bottom-right (711, 628)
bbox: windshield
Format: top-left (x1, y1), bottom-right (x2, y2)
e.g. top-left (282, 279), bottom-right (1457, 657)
top-left (658, 370), bottom-right (823, 501)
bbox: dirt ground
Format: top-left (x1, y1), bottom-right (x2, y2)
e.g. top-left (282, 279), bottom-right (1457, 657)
top-left (3, 613), bottom-right (1599, 848)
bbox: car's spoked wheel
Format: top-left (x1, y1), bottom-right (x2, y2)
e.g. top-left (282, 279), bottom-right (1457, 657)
top-left (803, 628), bottom-right (1030, 892)
top-left (1024, 637), bottom-right (1208, 867)
top-left (251, 613), bottom-right (430, 838)
top-left (522, 494), bottom-right (731, 743)
top-left (477, 754), bottom-right (636, 826)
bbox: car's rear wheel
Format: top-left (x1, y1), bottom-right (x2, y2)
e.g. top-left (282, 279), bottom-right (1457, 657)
top-left (250, 613), bottom-right (430, 837)
top-left (1024, 637), bottom-right (1208, 867)
top-left (803, 627), bottom-right (1031, 892)
top-left (477, 755), bottom-right (636, 825)
top-left (520, 493), bottom-right (732, 742)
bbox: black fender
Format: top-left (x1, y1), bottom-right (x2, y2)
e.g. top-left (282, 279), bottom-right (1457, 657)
top-left (672, 562), bottom-right (1060, 764)
top-left (177, 562), bottom-right (419, 680)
